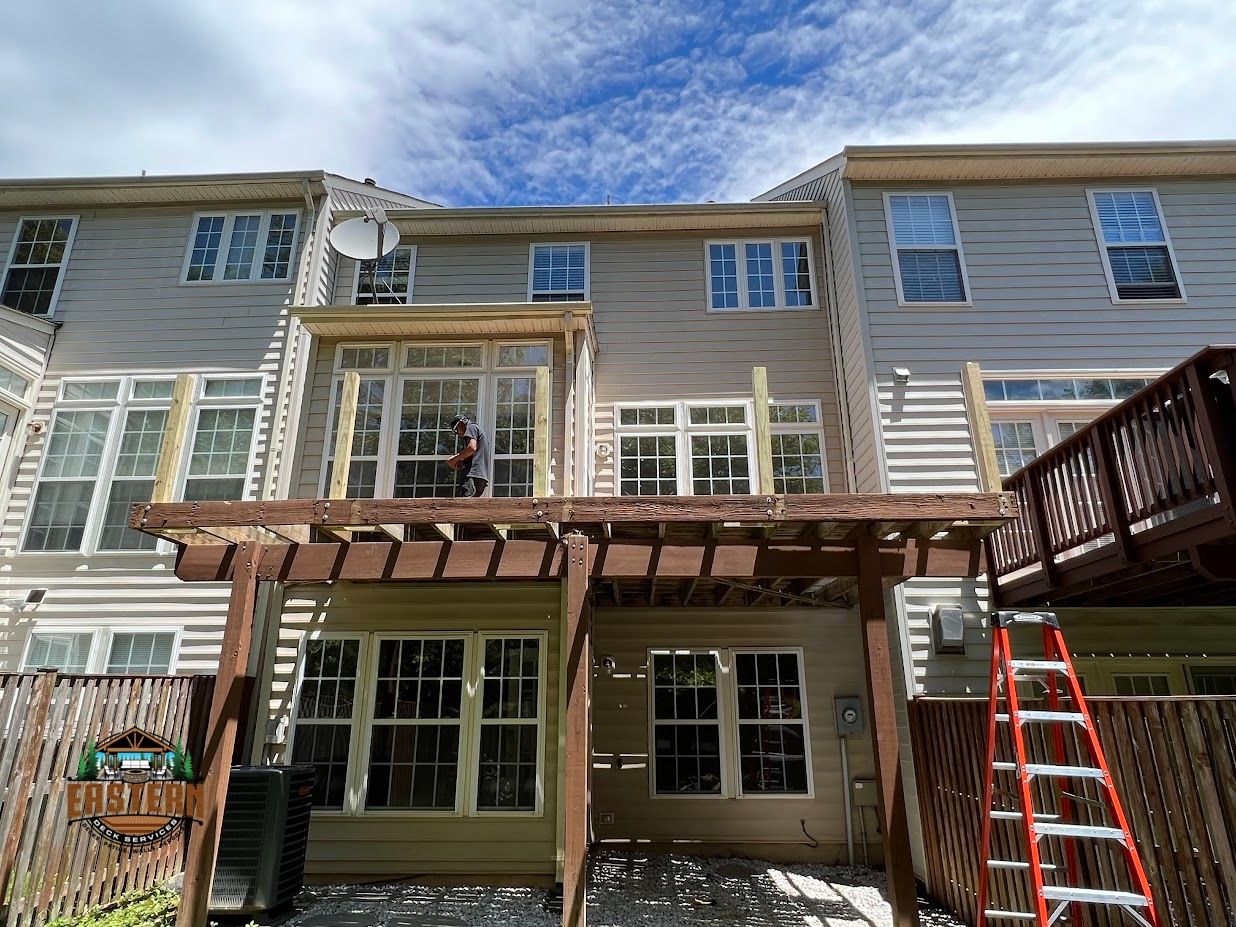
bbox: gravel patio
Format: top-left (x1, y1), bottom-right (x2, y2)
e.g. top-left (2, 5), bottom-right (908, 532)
top-left (270, 850), bottom-right (964, 927)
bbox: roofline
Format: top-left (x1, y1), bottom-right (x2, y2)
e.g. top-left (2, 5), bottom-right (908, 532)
top-left (341, 201), bottom-right (820, 220)
top-left (0, 169), bottom-right (330, 192)
top-left (754, 152), bottom-right (847, 201)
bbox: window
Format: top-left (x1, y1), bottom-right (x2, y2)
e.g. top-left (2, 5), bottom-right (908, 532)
top-left (884, 194), bottom-right (968, 304)
top-left (529, 244), bottom-right (588, 301)
top-left (181, 212), bottom-right (300, 283)
top-left (323, 341), bottom-right (548, 499)
top-left (649, 648), bottom-right (814, 798)
top-left (106, 632), bottom-right (176, 674)
top-left (1113, 674), bottom-right (1171, 696)
top-left (706, 240), bottom-right (815, 311)
top-left (355, 246), bottom-right (415, 304)
top-left (991, 421), bottom-right (1040, 478)
top-left (1189, 667), bottom-right (1236, 696)
top-left (770, 402), bottom-right (826, 493)
top-left (1088, 190), bottom-right (1183, 301)
top-left (651, 652), bottom-right (723, 794)
top-left (23, 631), bottom-right (94, 672)
top-left (292, 631), bottom-right (547, 816)
top-left (983, 377), bottom-right (1153, 403)
top-left (0, 366), bottom-right (31, 400)
top-left (688, 405), bottom-right (752, 494)
top-left (2, 217), bottom-right (78, 316)
top-left (292, 636), bottom-right (363, 810)
top-left (23, 375), bottom-right (261, 553)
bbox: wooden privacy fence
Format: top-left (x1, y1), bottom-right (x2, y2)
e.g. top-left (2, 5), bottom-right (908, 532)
top-left (0, 672), bottom-right (213, 927)
top-left (910, 697), bottom-right (1236, 927)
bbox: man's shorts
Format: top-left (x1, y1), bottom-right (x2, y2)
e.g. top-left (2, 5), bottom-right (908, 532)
top-left (457, 476), bottom-right (488, 498)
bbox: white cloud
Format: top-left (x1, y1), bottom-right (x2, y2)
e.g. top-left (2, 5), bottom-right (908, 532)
top-left (0, 0), bottom-right (1233, 204)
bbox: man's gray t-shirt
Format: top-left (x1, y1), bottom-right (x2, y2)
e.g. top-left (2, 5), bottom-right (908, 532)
top-left (461, 423), bottom-right (490, 482)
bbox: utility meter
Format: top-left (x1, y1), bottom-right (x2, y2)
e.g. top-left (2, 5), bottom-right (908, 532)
top-left (834, 696), bottom-right (865, 736)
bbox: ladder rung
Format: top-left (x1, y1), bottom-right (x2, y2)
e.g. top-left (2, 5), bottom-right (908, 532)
top-left (996, 709), bottom-right (1085, 724)
top-left (987, 859), bottom-right (1059, 870)
top-left (984, 911), bottom-right (1036, 921)
top-left (1009, 660), bottom-right (1070, 672)
top-left (991, 811), bottom-right (1061, 821)
top-left (1042, 886), bottom-right (1150, 907)
top-left (1034, 822), bottom-right (1126, 840)
top-left (1025, 764), bottom-right (1106, 779)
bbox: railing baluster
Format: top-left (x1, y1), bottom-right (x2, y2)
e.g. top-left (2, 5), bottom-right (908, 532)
top-left (1185, 363), bottom-right (1236, 522)
top-left (1091, 426), bottom-right (1134, 563)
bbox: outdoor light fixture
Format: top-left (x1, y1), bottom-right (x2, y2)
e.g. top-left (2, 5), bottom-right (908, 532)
top-left (600, 656), bottom-right (617, 676)
top-left (3, 588), bottom-right (47, 613)
top-left (892, 366), bottom-right (911, 385)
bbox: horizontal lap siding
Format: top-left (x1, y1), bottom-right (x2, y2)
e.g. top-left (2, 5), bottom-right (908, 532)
top-left (591, 607), bottom-right (876, 859)
top-left (270, 583), bottom-right (561, 877)
top-left (0, 316), bottom-right (53, 374)
top-left (0, 203), bottom-right (304, 672)
top-left (851, 178), bottom-right (1236, 694)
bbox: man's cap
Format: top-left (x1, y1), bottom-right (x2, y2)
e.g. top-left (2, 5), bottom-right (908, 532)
top-left (448, 414), bottom-right (470, 429)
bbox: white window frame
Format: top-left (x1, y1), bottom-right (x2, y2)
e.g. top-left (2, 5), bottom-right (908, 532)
top-left (0, 360), bottom-right (35, 522)
top-left (1187, 664), bottom-right (1236, 696)
top-left (175, 375), bottom-right (266, 503)
top-left (613, 400), bottom-right (757, 496)
top-left (1, 215), bottom-right (80, 317)
top-left (101, 627), bottom-right (182, 675)
top-left (769, 400), bottom-right (829, 494)
top-left (647, 647), bottom-right (815, 800)
top-left (1085, 188), bottom-right (1186, 305)
top-left (527, 242), bottom-right (590, 302)
top-left (352, 245), bottom-right (417, 305)
top-left (703, 239), bottom-right (817, 313)
top-left (881, 192), bottom-right (971, 308)
top-left (179, 210), bottom-right (302, 285)
top-left (287, 632), bottom-right (371, 816)
top-left (21, 627), bottom-right (99, 673)
top-left (320, 341), bottom-right (552, 499)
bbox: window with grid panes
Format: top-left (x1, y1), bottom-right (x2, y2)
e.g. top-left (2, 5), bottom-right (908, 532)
top-left (99, 389), bottom-right (174, 550)
top-left (492, 375), bottom-right (535, 496)
top-left (707, 239), bottom-right (814, 310)
top-left (688, 405), bottom-right (751, 495)
top-left (394, 377), bottom-right (480, 497)
top-left (651, 652), bottom-right (723, 794)
top-left (106, 632), bottom-right (175, 674)
top-left (357, 246), bottom-right (414, 304)
top-left (367, 638), bottom-right (467, 810)
top-left (327, 378), bottom-right (385, 497)
top-left (616, 406), bottom-right (679, 495)
top-left (2, 217), bottom-right (77, 315)
top-left (0, 366), bottom-right (30, 399)
top-left (26, 409), bottom-right (112, 551)
top-left (745, 243), bottom-right (776, 308)
top-left (1089, 191), bottom-right (1182, 300)
top-left (530, 244), bottom-right (587, 301)
top-left (734, 652), bottom-right (809, 794)
top-left (182, 407), bottom-right (257, 501)
top-left (182, 212), bottom-right (298, 282)
top-left (770, 402), bottom-right (826, 493)
top-left (477, 637), bottom-right (542, 811)
top-left (23, 632), bottom-right (93, 672)
top-left (1113, 674), bottom-right (1171, 696)
top-left (780, 241), bottom-right (813, 306)
top-left (292, 637), bottom-right (362, 809)
top-left (990, 421), bottom-right (1039, 478)
top-left (885, 194), bottom-right (967, 303)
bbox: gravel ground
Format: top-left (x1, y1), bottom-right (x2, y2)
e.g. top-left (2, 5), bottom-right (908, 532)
top-left (271, 850), bottom-right (964, 927)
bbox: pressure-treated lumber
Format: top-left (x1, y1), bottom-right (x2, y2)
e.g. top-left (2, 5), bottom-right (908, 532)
top-left (562, 534), bottom-right (590, 927)
top-left (176, 543), bottom-right (260, 927)
top-left (856, 535), bottom-right (919, 927)
top-left (151, 373), bottom-right (196, 503)
top-left (327, 371), bottom-right (361, 499)
top-left (752, 366), bottom-right (774, 495)
top-left (961, 362), bottom-right (1001, 493)
top-left (534, 365), bottom-right (551, 497)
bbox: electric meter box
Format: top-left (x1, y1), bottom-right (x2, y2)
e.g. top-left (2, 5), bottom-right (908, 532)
top-left (834, 696), bottom-right (865, 736)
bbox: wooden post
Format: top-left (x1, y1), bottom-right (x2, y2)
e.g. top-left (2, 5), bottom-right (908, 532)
top-left (152, 374), bottom-right (196, 503)
top-left (534, 365), bottom-right (552, 497)
top-left (0, 669), bottom-right (57, 907)
top-left (562, 534), bottom-right (590, 927)
top-left (856, 535), bottom-right (919, 927)
top-left (176, 543), bottom-right (261, 927)
top-left (752, 366), bottom-right (774, 495)
top-left (327, 371), bottom-right (360, 499)
top-left (961, 362), bottom-right (1001, 493)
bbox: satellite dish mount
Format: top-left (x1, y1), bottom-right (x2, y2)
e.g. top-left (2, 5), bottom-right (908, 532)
top-left (328, 208), bottom-right (402, 303)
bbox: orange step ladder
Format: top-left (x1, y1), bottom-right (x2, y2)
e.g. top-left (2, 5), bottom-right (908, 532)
top-left (977, 610), bottom-right (1159, 926)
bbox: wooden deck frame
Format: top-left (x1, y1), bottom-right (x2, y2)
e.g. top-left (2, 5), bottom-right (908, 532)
top-left (139, 493), bottom-right (1012, 927)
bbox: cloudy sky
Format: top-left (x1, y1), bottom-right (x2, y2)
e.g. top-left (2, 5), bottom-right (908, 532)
top-left (2, 0), bottom-right (1233, 205)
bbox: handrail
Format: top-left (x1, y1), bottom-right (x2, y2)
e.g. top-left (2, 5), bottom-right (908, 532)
top-left (988, 345), bottom-right (1236, 580)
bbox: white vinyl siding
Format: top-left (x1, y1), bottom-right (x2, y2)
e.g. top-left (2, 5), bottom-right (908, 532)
top-left (528, 243), bottom-right (588, 301)
top-left (181, 211), bottom-right (300, 283)
top-left (705, 239), bottom-right (816, 311)
top-left (1, 217), bottom-right (79, 316)
top-left (883, 194), bottom-right (969, 305)
top-left (1087, 190), bottom-right (1183, 302)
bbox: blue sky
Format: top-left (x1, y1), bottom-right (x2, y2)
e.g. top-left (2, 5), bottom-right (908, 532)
top-left (2, 0), bottom-right (1234, 205)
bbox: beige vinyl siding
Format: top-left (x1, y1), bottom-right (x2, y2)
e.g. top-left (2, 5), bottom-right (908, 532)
top-left (0, 202), bottom-right (308, 672)
top-left (267, 582), bottom-right (561, 877)
top-left (591, 607), bottom-right (878, 862)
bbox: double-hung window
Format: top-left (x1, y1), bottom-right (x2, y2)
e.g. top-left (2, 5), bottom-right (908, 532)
top-left (687, 404), bottom-right (753, 494)
top-left (769, 402), bottom-right (827, 493)
top-left (705, 239), bottom-right (815, 311)
top-left (1088, 190), bottom-right (1183, 301)
top-left (649, 648), bottom-right (812, 798)
top-left (529, 243), bottom-right (588, 301)
top-left (2, 217), bottom-right (78, 316)
top-left (24, 375), bottom-right (263, 553)
top-left (22, 628), bottom-right (177, 674)
top-left (884, 194), bottom-right (968, 304)
top-left (291, 631), bottom-right (546, 816)
top-left (356, 245), bottom-right (416, 304)
top-left (23, 631), bottom-right (95, 672)
top-left (181, 211), bottom-right (300, 283)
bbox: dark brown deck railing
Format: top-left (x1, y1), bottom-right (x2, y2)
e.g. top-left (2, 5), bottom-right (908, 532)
top-left (987, 346), bottom-right (1236, 602)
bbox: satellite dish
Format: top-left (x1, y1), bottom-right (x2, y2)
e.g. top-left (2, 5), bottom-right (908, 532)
top-left (329, 214), bottom-right (401, 261)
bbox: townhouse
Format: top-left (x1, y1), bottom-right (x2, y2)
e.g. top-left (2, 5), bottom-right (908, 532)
top-left (760, 139), bottom-right (1236, 870)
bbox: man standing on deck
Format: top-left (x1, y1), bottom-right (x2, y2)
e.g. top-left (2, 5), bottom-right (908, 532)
top-left (446, 413), bottom-right (490, 497)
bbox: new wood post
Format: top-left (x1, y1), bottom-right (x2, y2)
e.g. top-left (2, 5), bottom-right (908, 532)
top-left (562, 534), bottom-right (591, 927)
top-left (753, 366), bottom-right (774, 495)
top-left (856, 536), bottom-right (919, 927)
top-left (534, 365), bottom-right (552, 497)
top-left (327, 371), bottom-right (360, 499)
top-left (176, 542), bottom-right (261, 927)
top-left (0, 669), bottom-right (57, 908)
top-left (961, 362), bottom-right (1001, 493)
top-left (152, 374), bottom-right (196, 503)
